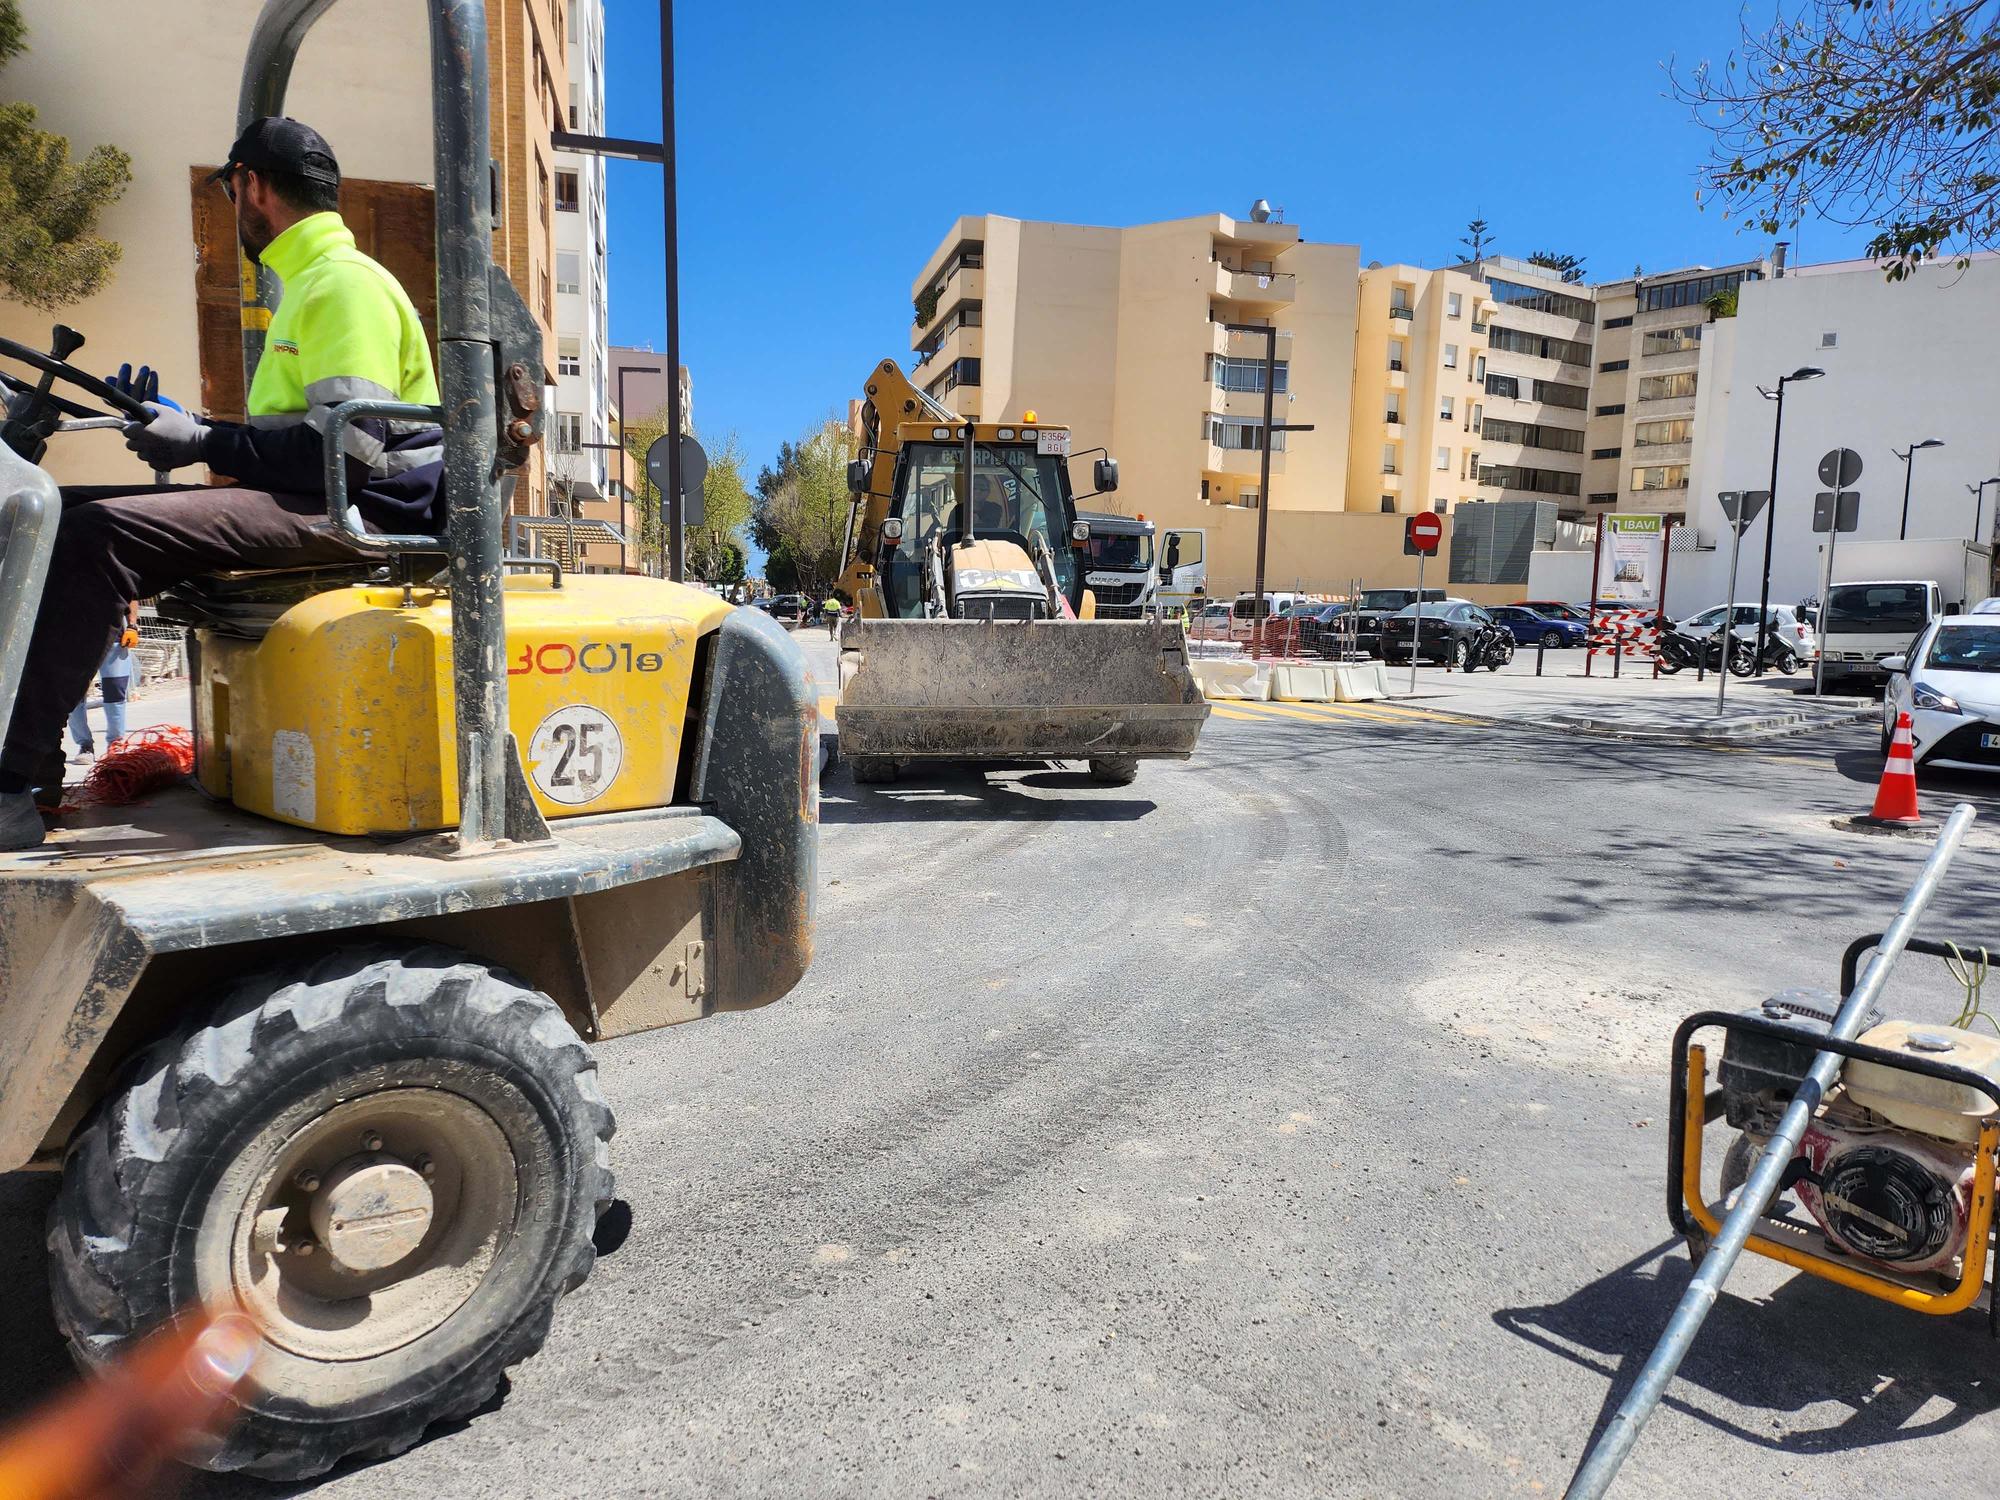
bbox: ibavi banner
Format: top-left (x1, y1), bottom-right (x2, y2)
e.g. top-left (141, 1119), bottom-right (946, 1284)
top-left (1596, 514), bottom-right (1665, 608)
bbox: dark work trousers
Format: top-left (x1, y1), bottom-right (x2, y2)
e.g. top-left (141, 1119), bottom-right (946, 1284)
top-left (1, 484), bottom-right (370, 780)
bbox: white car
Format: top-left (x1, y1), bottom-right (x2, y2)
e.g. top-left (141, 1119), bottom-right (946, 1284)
top-left (1677, 603), bottom-right (1818, 665)
top-left (1881, 617), bottom-right (2000, 770)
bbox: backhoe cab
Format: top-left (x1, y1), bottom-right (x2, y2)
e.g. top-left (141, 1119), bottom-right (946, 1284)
top-left (0, 0), bottom-right (814, 1480)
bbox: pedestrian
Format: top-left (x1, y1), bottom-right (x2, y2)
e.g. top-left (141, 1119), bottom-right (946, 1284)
top-left (822, 593), bottom-right (842, 638)
top-left (68, 604), bottom-right (141, 763)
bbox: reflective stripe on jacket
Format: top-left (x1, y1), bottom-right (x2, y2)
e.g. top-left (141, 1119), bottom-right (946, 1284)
top-left (200, 212), bottom-right (445, 532)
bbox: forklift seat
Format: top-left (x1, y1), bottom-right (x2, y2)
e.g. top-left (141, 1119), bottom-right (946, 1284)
top-left (156, 563), bottom-right (397, 640)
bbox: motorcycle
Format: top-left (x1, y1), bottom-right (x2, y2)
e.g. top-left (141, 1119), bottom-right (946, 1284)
top-left (1727, 621), bottom-right (1801, 677)
top-left (1653, 617), bottom-right (1734, 676)
top-left (1467, 618), bottom-right (1515, 672)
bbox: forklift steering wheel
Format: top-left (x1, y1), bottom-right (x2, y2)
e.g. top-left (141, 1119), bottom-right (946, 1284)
top-left (0, 334), bottom-right (151, 423)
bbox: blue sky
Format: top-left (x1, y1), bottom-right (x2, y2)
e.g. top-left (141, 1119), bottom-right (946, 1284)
top-left (602, 0), bottom-right (1872, 488)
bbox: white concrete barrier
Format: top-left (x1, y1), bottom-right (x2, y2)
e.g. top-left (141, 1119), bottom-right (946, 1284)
top-left (1268, 663), bottom-right (1339, 703)
top-left (1190, 660), bottom-right (1267, 700)
top-left (1334, 663), bottom-right (1389, 702)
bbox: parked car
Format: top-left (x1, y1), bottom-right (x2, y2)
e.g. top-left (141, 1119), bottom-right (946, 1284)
top-left (1675, 602), bottom-right (1816, 661)
top-left (1378, 599), bottom-right (1495, 667)
top-left (1292, 602), bottom-right (1353, 657)
top-left (1489, 605), bottom-right (1586, 649)
top-left (768, 594), bottom-right (807, 625)
top-left (1880, 617), bottom-right (2000, 770)
top-left (1348, 587), bottom-right (1449, 657)
top-left (1516, 600), bottom-right (1592, 626)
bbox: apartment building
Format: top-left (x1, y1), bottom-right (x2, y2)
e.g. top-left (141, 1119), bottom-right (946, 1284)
top-left (1584, 258), bottom-right (1769, 517)
top-left (0, 0), bottom-right (567, 506)
top-left (905, 210), bottom-right (1359, 590)
top-left (1349, 263), bottom-right (1493, 516)
top-left (1443, 256), bottom-right (1598, 522)
top-left (606, 347), bottom-right (693, 431)
top-left (544, 0), bottom-right (614, 562)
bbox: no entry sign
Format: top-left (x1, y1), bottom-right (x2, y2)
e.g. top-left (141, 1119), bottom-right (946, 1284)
top-left (1405, 512), bottom-right (1443, 556)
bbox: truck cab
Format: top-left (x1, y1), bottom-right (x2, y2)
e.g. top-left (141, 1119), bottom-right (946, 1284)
top-left (1821, 579), bottom-right (1945, 689)
top-left (1077, 511), bottom-right (1156, 618)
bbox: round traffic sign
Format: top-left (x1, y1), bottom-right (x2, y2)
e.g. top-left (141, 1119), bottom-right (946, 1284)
top-left (1817, 447), bottom-right (1862, 488)
top-left (1408, 512), bottom-right (1444, 553)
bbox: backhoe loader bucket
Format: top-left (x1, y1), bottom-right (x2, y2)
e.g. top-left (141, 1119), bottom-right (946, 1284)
top-left (837, 619), bottom-right (1209, 763)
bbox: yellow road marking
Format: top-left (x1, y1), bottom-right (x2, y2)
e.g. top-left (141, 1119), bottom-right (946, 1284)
top-left (1277, 699), bottom-right (1492, 727)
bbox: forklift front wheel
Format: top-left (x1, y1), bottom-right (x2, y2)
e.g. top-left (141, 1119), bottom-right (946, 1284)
top-left (47, 943), bottom-right (615, 1480)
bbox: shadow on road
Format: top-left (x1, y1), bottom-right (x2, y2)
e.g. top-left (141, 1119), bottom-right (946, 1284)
top-left (820, 763), bottom-right (1156, 824)
top-left (1496, 1237), bottom-right (2000, 1479)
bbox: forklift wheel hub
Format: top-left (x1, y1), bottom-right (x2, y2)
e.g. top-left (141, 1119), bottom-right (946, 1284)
top-left (311, 1157), bottom-right (435, 1272)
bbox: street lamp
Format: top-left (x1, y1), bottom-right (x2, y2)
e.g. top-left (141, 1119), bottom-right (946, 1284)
top-left (1221, 321), bottom-right (1314, 657)
top-left (1970, 476), bottom-right (2000, 546)
top-left (1894, 438), bottom-right (1945, 540)
top-left (1751, 366), bottom-right (1824, 675)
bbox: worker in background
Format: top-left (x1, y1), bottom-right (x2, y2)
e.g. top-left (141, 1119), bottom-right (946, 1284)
top-left (66, 603), bottom-right (141, 764)
top-left (822, 593), bottom-right (842, 638)
top-left (0, 118), bottom-right (441, 850)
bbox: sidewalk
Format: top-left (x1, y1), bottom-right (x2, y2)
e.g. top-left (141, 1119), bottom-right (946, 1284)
top-left (1195, 642), bottom-right (1878, 746)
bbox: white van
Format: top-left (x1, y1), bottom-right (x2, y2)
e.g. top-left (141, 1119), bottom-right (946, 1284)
top-left (1227, 591), bottom-right (1327, 643)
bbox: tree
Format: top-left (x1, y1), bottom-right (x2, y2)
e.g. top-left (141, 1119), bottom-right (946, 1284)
top-left (0, 0), bottom-right (131, 310)
top-left (1526, 250), bottom-right (1588, 284)
top-left (758, 416), bottom-right (852, 600)
top-left (1703, 285), bottom-right (1740, 319)
top-left (618, 411), bottom-right (752, 581)
top-left (1673, 1), bottom-right (2000, 279)
top-left (1458, 213), bottom-right (1493, 265)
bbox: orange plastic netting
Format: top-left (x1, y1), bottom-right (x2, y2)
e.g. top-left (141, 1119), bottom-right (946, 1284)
top-left (71, 725), bottom-right (196, 808)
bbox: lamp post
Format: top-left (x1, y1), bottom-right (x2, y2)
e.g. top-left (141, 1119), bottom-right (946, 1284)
top-left (1222, 321), bottom-right (1314, 658)
top-left (1971, 476), bottom-right (2000, 547)
top-left (1752, 365), bottom-right (1824, 676)
top-left (1895, 438), bottom-right (1945, 540)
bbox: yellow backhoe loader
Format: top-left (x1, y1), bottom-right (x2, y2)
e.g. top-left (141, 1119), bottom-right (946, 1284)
top-left (0, 0), bottom-right (813, 1479)
top-left (833, 360), bottom-right (1208, 785)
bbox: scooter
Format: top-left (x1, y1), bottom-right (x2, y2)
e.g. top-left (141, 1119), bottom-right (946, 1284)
top-left (1653, 617), bottom-right (1732, 675)
top-left (1727, 621), bottom-right (1801, 677)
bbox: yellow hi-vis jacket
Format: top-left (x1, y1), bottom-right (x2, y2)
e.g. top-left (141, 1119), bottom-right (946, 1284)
top-left (200, 211), bottom-right (444, 531)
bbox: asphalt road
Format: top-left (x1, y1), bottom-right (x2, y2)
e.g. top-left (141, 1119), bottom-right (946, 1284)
top-left (7, 649), bottom-right (2000, 1498)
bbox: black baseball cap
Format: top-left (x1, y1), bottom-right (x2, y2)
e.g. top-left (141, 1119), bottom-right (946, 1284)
top-left (208, 117), bottom-right (340, 189)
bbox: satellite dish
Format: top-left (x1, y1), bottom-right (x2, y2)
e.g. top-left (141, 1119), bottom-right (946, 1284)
top-left (1249, 198), bottom-right (1272, 223)
top-left (1366, 260), bottom-right (1383, 270)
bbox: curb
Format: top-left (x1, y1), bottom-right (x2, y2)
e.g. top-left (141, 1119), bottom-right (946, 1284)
top-left (1511, 706), bottom-right (1876, 748)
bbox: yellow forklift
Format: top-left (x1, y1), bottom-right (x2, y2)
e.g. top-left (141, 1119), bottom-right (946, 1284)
top-left (0, 0), bottom-right (814, 1479)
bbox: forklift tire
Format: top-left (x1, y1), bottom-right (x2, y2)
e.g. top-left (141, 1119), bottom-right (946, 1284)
top-left (46, 943), bottom-right (614, 1481)
top-left (850, 755), bottom-right (899, 784)
top-left (1087, 755), bottom-right (1139, 786)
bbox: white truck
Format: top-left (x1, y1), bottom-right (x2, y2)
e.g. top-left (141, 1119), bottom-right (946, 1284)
top-left (1818, 538), bottom-right (1995, 690)
top-left (1076, 515), bottom-right (1207, 620)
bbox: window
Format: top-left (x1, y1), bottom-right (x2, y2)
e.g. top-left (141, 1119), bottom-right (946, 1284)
top-left (555, 413), bottom-right (582, 452)
top-left (1433, 500), bottom-right (1448, 514)
top-left (1238, 490), bottom-right (1259, 509)
top-left (1485, 277), bottom-right (1596, 324)
top-left (1595, 403), bottom-right (1626, 416)
top-left (557, 337), bottom-right (580, 377)
top-left (1388, 339), bottom-right (1405, 371)
top-left (1473, 355), bottom-right (1486, 383)
top-left (1436, 446), bottom-right (1451, 471)
top-left (1633, 418), bottom-right (1693, 447)
top-left (1590, 447), bottom-right (1621, 460)
top-left (1478, 464), bottom-right (1582, 497)
top-left (555, 170), bottom-right (578, 212)
top-left (1447, 292), bottom-right (1463, 319)
top-left (1482, 418), bottom-right (1585, 454)
top-left (1588, 492), bottom-right (1617, 505)
top-left (1389, 287), bottom-right (1412, 312)
top-left (1531, 379), bottom-right (1589, 410)
top-left (1443, 342), bottom-right (1459, 369)
top-left (1208, 416), bottom-right (1283, 451)
top-left (1630, 464), bottom-right (1691, 491)
top-left (1380, 496), bottom-right (1397, 513)
top-left (1486, 325), bottom-right (1593, 365)
top-left (1641, 324), bottom-right (1703, 356)
top-left (535, 159), bottom-right (548, 224)
top-left (567, 84), bottom-right (579, 131)
top-left (1485, 372), bottom-right (1520, 399)
top-left (1382, 443), bottom-right (1398, 474)
top-left (1638, 269), bottom-right (1759, 312)
top-left (1439, 395), bottom-right (1454, 421)
top-left (1638, 372), bottom-right (1697, 402)
top-left (556, 251), bottom-right (581, 294)
top-left (1598, 359), bottom-right (1628, 373)
top-left (1208, 354), bottom-right (1288, 392)
top-left (1603, 314), bottom-right (1634, 329)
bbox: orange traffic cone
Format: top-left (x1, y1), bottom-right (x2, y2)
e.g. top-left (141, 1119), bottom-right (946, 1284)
top-left (1866, 711), bottom-right (1923, 826)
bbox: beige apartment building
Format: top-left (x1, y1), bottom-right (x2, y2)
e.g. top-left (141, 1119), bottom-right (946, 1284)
top-left (2, 0), bottom-right (566, 514)
top-left (1349, 264), bottom-right (1493, 517)
top-left (907, 210), bottom-right (1375, 597)
top-left (1583, 258), bottom-right (1769, 516)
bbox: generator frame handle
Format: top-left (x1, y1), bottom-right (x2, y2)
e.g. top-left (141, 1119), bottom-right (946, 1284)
top-left (1841, 932), bottom-right (1999, 999)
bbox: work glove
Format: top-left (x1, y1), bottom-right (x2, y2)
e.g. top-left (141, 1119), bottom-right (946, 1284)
top-left (120, 627), bottom-right (140, 649)
top-left (121, 402), bottom-right (208, 472)
top-left (104, 363), bottom-right (182, 412)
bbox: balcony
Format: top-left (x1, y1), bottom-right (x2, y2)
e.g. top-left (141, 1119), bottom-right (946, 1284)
top-left (1388, 305), bottom-right (1414, 323)
top-left (1211, 261), bottom-right (1296, 307)
top-left (1211, 386), bottom-right (1285, 420)
top-left (1204, 444), bottom-right (1287, 478)
top-left (911, 266), bottom-right (984, 334)
top-left (1384, 411), bottom-right (1404, 427)
top-left (1209, 322), bottom-right (1291, 357)
top-left (913, 321), bottom-right (982, 378)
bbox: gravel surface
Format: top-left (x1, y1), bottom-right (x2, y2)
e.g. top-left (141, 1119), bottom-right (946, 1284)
top-left (5, 639), bottom-right (2000, 1498)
